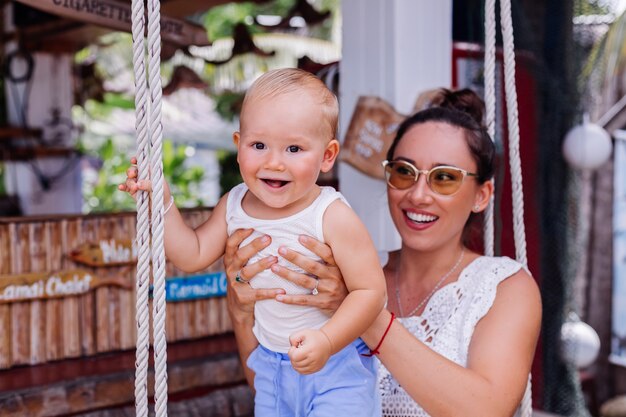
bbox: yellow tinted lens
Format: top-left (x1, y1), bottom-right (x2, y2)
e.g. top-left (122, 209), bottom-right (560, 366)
top-left (428, 167), bottom-right (464, 195)
top-left (385, 162), bottom-right (416, 189)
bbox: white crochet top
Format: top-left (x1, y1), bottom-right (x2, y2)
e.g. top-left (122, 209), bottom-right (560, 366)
top-left (377, 256), bottom-right (523, 417)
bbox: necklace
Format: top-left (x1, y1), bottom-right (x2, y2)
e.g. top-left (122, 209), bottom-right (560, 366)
top-left (394, 248), bottom-right (465, 317)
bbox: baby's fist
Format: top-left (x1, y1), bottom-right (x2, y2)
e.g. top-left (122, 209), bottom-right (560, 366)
top-left (287, 329), bottom-right (332, 375)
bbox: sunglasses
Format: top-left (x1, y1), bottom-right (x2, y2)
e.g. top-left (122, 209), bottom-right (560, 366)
top-left (382, 160), bottom-right (478, 196)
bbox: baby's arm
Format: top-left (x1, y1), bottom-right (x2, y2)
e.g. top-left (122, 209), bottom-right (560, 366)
top-left (163, 194), bottom-right (229, 273)
top-left (119, 159), bottom-right (228, 273)
top-left (288, 200), bottom-right (387, 373)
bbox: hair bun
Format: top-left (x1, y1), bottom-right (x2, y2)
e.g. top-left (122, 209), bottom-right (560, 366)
top-left (430, 88), bottom-right (485, 126)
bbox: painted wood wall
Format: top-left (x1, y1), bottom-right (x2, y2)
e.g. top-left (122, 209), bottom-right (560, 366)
top-left (0, 209), bottom-right (230, 369)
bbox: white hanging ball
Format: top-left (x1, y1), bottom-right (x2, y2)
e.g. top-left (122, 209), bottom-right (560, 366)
top-left (562, 122), bottom-right (613, 170)
top-left (560, 320), bottom-right (601, 368)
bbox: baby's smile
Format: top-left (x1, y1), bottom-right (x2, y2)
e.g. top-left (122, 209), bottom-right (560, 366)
top-left (261, 178), bottom-right (290, 188)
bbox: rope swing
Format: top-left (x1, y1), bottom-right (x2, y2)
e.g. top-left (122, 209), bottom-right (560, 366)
top-left (131, 0), bottom-right (168, 415)
top-left (484, 0), bottom-right (532, 415)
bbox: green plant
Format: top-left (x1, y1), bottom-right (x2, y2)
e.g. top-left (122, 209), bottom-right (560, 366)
top-left (83, 138), bottom-right (205, 213)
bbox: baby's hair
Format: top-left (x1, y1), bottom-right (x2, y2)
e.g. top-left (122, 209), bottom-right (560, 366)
top-left (241, 68), bottom-right (339, 139)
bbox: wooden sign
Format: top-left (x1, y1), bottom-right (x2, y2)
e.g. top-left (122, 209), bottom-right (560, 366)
top-left (341, 96), bottom-right (406, 179)
top-left (0, 270), bottom-right (131, 303)
top-left (15, 0), bottom-right (211, 46)
top-left (69, 239), bottom-right (137, 267)
top-left (160, 272), bottom-right (227, 302)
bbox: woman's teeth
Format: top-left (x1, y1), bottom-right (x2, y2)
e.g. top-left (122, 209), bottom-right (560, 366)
top-left (406, 212), bottom-right (438, 223)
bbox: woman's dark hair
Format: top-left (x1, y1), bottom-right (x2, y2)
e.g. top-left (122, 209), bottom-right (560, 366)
top-left (386, 88), bottom-right (495, 183)
top-left (386, 88), bottom-right (496, 248)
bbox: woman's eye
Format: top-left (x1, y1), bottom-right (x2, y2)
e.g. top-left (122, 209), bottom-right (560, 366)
top-left (433, 171), bottom-right (455, 181)
top-left (287, 145), bottom-right (301, 153)
top-left (253, 142), bottom-right (265, 150)
top-left (396, 166), bottom-right (413, 176)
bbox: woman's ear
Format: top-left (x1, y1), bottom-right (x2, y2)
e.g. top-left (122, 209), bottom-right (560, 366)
top-left (473, 180), bottom-right (494, 212)
top-left (321, 139), bottom-right (340, 173)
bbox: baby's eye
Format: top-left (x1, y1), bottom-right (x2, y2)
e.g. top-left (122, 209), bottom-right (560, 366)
top-left (252, 142), bottom-right (266, 150)
top-left (287, 145), bottom-right (301, 153)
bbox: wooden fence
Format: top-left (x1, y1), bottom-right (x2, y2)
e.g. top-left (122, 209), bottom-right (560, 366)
top-left (0, 209), bottom-right (231, 370)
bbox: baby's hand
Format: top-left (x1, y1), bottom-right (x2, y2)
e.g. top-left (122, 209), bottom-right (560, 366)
top-left (288, 328), bottom-right (332, 375)
top-left (117, 156), bottom-right (152, 200)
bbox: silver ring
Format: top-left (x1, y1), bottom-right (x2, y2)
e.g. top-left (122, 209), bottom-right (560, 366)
top-left (311, 279), bottom-right (319, 295)
top-left (235, 271), bottom-right (250, 284)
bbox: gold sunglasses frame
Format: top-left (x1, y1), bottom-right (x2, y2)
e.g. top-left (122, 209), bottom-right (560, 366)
top-left (382, 160), bottom-right (478, 196)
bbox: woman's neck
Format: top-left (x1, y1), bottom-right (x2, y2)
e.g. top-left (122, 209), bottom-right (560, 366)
top-left (393, 241), bottom-right (469, 288)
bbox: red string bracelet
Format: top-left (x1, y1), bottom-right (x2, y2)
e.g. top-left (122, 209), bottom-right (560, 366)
top-left (362, 312), bottom-right (395, 357)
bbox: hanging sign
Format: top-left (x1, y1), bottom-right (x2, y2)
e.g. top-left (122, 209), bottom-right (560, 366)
top-left (158, 272), bottom-right (227, 302)
top-left (14, 0), bottom-right (211, 46)
top-left (341, 96), bottom-right (405, 179)
top-left (69, 239), bottom-right (137, 267)
top-left (0, 269), bottom-right (131, 303)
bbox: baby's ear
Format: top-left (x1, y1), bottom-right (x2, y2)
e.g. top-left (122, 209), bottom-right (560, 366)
top-left (232, 131), bottom-right (241, 147)
top-left (321, 139), bottom-right (340, 173)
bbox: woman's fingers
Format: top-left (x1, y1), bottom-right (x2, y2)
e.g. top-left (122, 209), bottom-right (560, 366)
top-left (224, 231), bottom-right (273, 277)
top-left (238, 256), bottom-right (277, 283)
top-left (271, 263), bottom-right (317, 289)
top-left (252, 287), bottom-right (284, 301)
top-left (228, 275), bottom-right (284, 314)
top-left (224, 228), bottom-right (254, 268)
top-left (298, 235), bottom-right (337, 267)
top-left (278, 246), bottom-right (331, 278)
top-left (277, 293), bottom-right (324, 307)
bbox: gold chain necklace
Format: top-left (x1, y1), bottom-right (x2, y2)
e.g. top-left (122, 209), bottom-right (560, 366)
top-left (394, 248), bottom-right (465, 317)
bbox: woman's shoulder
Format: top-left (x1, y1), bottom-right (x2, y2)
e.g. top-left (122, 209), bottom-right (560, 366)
top-left (468, 255), bottom-right (539, 308)
top-left (464, 255), bottom-right (526, 283)
top-left (460, 255), bottom-right (538, 306)
top-left (459, 256), bottom-right (540, 344)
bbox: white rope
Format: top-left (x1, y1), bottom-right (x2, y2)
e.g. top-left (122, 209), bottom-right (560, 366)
top-left (500, 0), bottom-right (528, 267)
top-left (483, 0), bottom-right (497, 258)
top-left (132, 0), bottom-right (168, 415)
top-left (131, 0), bottom-right (150, 415)
top-left (147, 0), bottom-right (168, 415)
top-left (498, 0), bottom-right (532, 415)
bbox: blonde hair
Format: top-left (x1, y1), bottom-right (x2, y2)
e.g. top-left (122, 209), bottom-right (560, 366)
top-left (241, 68), bottom-right (339, 139)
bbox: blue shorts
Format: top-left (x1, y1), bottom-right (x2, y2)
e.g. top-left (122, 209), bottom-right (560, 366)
top-left (247, 339), bottom-right (380, 417)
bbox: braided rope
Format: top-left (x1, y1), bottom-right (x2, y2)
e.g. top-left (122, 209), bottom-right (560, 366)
top-left (483, 0), bottom-right (497, 257)
top-left (499, 0), bottom-right (532, 415)
top-left (131, 0), bottom-right (150, 416)
top-left (147, 0), bottom-right (168, 415)
top-left (132, 0), bottom-right (167, 415)
top-left (500, 0), bottom-right (528, 267)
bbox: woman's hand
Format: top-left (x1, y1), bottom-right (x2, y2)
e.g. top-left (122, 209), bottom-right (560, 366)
top-left (224, 229), bottom-right (283, 323)
top-left (273, 235), bottom-right (348, 315)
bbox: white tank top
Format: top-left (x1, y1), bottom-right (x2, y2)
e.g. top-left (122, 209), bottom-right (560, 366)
top-left (226, 183), bottom-right (348, 353)
top-left (377, 256), bottom-right (524, 416)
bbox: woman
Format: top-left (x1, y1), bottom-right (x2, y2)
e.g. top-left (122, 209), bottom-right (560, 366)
top-left (225, 88), bottom-right (542, 417)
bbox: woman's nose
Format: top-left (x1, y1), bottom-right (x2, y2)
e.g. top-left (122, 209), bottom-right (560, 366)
top-left (405, 174), bottom-right (433, 204)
